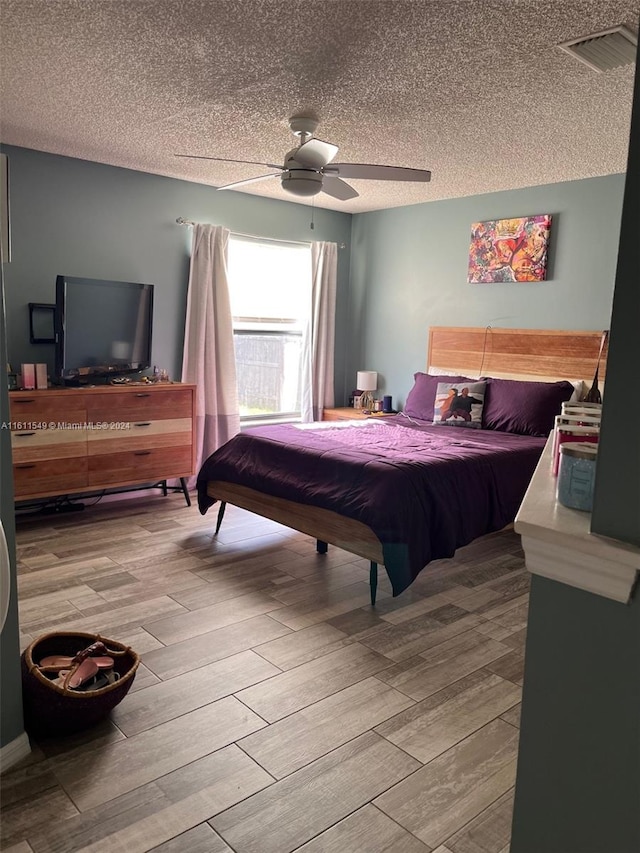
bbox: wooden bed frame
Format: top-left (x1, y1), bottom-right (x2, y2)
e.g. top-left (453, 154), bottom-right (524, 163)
top-left (207, 327), bottom-right (607, 602)
top-left (427, 326), bottom-right (607, 382)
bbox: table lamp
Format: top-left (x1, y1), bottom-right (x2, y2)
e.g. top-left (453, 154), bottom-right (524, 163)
top-left (357, 370), bottom-right (377, 411)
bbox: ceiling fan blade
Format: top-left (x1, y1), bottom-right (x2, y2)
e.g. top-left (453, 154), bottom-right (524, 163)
top-left (217, 173), bottom-right (280, 191)
top-left (321, 177), bottom-right (359, 201)
top-left (324, 163), bottom-right (432, 183)
top-left (293, 138), bottom-right (339, 169)
top-left (176, 154), bottom-right (282, 169)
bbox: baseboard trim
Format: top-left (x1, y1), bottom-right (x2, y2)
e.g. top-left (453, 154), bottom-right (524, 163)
top-left (0, 731), bottom-right (31, 773)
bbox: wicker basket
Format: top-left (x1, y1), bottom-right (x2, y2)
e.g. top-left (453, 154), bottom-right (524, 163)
top-left (21, 631), bottom-right (140, 737)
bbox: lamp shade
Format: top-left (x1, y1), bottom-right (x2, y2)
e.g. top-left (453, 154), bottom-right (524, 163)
top-left (357, 371), bottom-right (377, 391)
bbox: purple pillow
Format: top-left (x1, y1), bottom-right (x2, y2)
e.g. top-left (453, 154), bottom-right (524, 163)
top-left (483, 378), bottom-right (575, 436)
top-left (404, 373), bottom-right (475, 421)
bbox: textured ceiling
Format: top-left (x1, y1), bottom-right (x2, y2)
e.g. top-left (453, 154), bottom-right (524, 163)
top-left (0, 0), bottom-right (638, 213)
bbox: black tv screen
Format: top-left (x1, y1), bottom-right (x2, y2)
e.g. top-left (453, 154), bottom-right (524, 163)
top-left (55, 275), bottom-right (154, 382)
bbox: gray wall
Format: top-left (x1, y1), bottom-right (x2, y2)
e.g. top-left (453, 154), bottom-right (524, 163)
top-left (511, 577), bottom-right (640, 853)
top-left (0, 145), bottom-right (352, 387)
top-left (348, 176), bottom-right (624, 406)
top-left (0, 266), bottom-right (25, 749)
top-left (591, 74), bottom-right (640, 548)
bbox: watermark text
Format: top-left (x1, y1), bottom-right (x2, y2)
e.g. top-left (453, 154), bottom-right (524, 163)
top-left (2, 421), bottom-right (132, 431)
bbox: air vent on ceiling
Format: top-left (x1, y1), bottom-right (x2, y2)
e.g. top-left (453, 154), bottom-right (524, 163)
top-left (558, 25), bottom-right (637, 73)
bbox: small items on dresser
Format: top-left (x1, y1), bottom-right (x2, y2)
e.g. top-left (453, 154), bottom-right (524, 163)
top-left (557, 442), bottom-right (598, 512)
top-left (20, 363), bottom-right (35, 390)
top-left (35, 363), bottom-right (48, 389)
top-left (19, 363), bottom-right (49, 390)
top-left (553, 401), bottom-right (601, 511)
top-left (551, 403), bottom-right (602, 476)
top-left (560, 403), bottom-right (603, 419)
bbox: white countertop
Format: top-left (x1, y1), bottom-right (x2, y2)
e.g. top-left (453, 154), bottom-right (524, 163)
top-left (515, 436), bottom-right (640, 603)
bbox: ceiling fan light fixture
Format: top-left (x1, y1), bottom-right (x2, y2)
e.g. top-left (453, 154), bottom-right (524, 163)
top-left (281, 169), bottom-right (323, 197)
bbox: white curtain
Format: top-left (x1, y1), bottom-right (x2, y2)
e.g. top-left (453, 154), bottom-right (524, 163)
top-left (300, 241), bottom-right (338, 422)
top-left (182, 224), bottom-right (240, 479)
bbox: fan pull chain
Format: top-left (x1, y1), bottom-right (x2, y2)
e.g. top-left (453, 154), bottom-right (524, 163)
top-left (310, 198), bottom-right (315, 230)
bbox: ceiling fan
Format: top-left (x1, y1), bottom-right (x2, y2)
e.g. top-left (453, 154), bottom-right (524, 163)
top-left (176, 115), bottom-right (432, 201)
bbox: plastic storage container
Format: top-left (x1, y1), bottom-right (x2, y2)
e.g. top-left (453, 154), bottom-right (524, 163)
top-left (557, 442), bottom-right (598, 512)
top-left (561, 401), bottom-right (602, 415)
top-left (551, 415), bottom-right (600, 476)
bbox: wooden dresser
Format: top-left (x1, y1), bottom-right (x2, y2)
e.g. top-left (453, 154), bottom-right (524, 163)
top-left (8, 384), bottom-right (196, 502)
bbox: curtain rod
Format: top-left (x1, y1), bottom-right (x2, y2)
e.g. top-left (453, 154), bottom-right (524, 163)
top-left (176, 217), bottom-right (310, 247)
top-left (176, 218), bottom-right (346, 249)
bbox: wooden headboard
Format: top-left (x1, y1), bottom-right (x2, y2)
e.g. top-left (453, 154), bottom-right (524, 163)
top-left (427, 327), bottom-right (607, 383)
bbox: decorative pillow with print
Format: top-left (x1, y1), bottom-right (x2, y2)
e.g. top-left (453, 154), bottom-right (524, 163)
top-left (404, 373), bottom-right (475, 421)
top-left (433, 381), bottom-right (487, 428)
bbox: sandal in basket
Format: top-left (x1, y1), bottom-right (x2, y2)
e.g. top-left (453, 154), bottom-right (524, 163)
top-left (53, 658), bottom-right (99, 689)
top-left (86, 669), bottom-right (120, 691)
top-left (39, 655), bottom-right (114, 671)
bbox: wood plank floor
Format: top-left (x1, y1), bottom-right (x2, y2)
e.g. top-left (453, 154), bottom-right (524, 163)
top-left (2, 494), bottom-right (529, 852)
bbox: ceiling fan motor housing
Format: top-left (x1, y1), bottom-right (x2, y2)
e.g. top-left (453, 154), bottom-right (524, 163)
top-left (281, 152), bottom-right (323, 196)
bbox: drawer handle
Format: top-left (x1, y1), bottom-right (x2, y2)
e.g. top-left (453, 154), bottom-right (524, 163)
top-left (18, 399), bottom-right (35, 404)
top-left (16, 464), bottom-right (36, 470)
top-left (133, 422), bottom-right (151, 427)
top-left (135, 393), bottom-right (151, 398)
top-left (15, 432), bottom-right (36, 437)
top-left (134, 451), bottom-right (152, 456)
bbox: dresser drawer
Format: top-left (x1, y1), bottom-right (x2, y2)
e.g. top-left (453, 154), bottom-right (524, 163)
top-left (87, 446), bottom-right (193, 486)
top-left (86, 418), bottom-right (192, 456)
top-left (86, 389), bottom-right (193, 422)
top-left (13, 458), bottom-right (88, 499)
top-left (10, 394), bottom-right (85, 421)
top-left (11, 428), bottom-right (88, 463)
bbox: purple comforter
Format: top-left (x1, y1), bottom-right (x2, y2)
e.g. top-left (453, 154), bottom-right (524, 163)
top-left (197, 416), bottom-right (545, 596)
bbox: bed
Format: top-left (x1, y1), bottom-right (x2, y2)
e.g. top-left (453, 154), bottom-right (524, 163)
top-left (197, 327), bottom-right (607, 602)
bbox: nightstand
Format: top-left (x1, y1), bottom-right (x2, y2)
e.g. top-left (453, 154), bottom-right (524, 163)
top-left (322, 407), bottom-right (369, 421)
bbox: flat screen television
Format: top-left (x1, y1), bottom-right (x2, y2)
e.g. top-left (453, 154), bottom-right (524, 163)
top-left (55, 275), bottom-right (154, 384)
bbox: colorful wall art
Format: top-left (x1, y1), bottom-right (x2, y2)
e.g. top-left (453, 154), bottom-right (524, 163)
top-left (468, 214), bottom-right (552, 282)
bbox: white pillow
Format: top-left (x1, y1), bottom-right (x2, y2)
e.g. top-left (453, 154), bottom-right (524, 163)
top-left (567, 380), bottom-right (585, 402)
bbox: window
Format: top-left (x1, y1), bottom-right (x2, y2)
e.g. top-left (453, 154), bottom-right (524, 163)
top-left (228, 236), bottom-right (311, 420)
